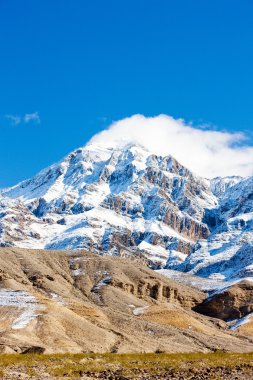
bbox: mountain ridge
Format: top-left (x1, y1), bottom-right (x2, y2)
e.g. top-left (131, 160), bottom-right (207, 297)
top-left (0, 141), bottom-right (252, 285)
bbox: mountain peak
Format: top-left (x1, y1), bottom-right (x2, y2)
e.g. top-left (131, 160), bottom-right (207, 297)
top-left (0, 141), bottom-right (215, 258)
top-left (0, 141), bottom-right (252, 284)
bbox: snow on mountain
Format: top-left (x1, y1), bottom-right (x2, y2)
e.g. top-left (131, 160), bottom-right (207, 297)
top-left (0, 142), bottom-right (216, 265)
top-left (167, 175), bottom-right (253, 281)
top-left (209, 176), bottom-right (243, 199)
top-left (0, 140), bottom-right (252, 283)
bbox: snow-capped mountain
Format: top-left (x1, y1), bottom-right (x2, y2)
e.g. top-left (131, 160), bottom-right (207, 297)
top-left (0, 140), bottom-right (252, 282)
top-left (169, 176), bottom-right (253, 280)
top-left (209, 176), bottom-right (243, 199)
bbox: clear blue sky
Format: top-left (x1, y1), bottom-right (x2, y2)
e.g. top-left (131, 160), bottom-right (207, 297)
top-left (0, 0), bottom-right (253, 187)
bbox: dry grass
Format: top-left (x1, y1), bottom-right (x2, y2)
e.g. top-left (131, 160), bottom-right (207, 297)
top-left (0, 352), bottom-right (253, 378)
top-left (142, 305), bottom-right (211, 333)
top-left (237, 319), bottom-right (253, 335)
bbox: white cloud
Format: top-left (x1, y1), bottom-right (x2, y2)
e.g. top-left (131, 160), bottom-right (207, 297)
top-left (24, 112), bottom-right (40, 124)
top-left (5, 112), bottom-right (40, 125)
top-left (5, 114), bottom-right (21, 125)
top-left (90, 114), bottom-right (253, 178)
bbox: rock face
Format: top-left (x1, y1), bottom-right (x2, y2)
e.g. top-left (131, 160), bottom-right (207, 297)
top-left (0, 140), bottom-right (253, 283)
top-left (0, 143), bottom-right (216, 268)
top-left (174, 176), bottom-right (253, 281)
top-left (195, 280), bottom-right (253, 320)
top-left (0, 247), bottom-right (253, 354)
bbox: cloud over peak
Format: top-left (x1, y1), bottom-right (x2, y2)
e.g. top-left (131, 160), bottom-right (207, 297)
top-left (90, 114), bottom-right (253, 178)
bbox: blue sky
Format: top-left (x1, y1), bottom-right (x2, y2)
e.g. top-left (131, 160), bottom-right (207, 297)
top-left (0, 0), bottom-right (253, 186)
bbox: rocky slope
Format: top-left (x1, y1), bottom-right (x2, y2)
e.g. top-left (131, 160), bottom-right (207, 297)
top-left (0, 143), bottom-right (216, 264)
top-left (0, 141), bottom-right (252, 286)
top-left (173, 176), bottom-right (253, 281)
top-left (0, 247), bottom-right (253, 354)
top-left (195, 280), bottom-right (253, 320)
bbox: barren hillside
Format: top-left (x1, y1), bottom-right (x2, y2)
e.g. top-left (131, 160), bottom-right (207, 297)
top-left (0, 248), bottom-right (252, 354)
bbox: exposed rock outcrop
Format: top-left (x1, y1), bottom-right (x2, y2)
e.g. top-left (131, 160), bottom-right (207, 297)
top-left (0, 247), bottom-right (252, 354)
top-left (194, 280), bottom-right (253, 320)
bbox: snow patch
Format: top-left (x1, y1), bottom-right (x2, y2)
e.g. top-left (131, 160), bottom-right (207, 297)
top-left (0, 289), bottom-right (44, 330)
top-left (50, 293), bottom-right (65, 305)
top-left (92, 276), bottom-right (112, 293)
top-left (229, 312), bottom-right (253, 331)
top-left (133, 306), bottom-right (149, 316)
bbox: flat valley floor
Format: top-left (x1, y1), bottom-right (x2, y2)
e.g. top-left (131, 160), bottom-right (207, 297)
top-left (0, 352), bottom-right (253, 379)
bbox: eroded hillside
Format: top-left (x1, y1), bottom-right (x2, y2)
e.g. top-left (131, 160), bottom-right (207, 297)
top-left (0, 248), bottom-right (253, 354)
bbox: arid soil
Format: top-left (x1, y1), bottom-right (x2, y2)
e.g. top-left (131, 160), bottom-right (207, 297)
top-left (0, 248), bottom-right (253, 354)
